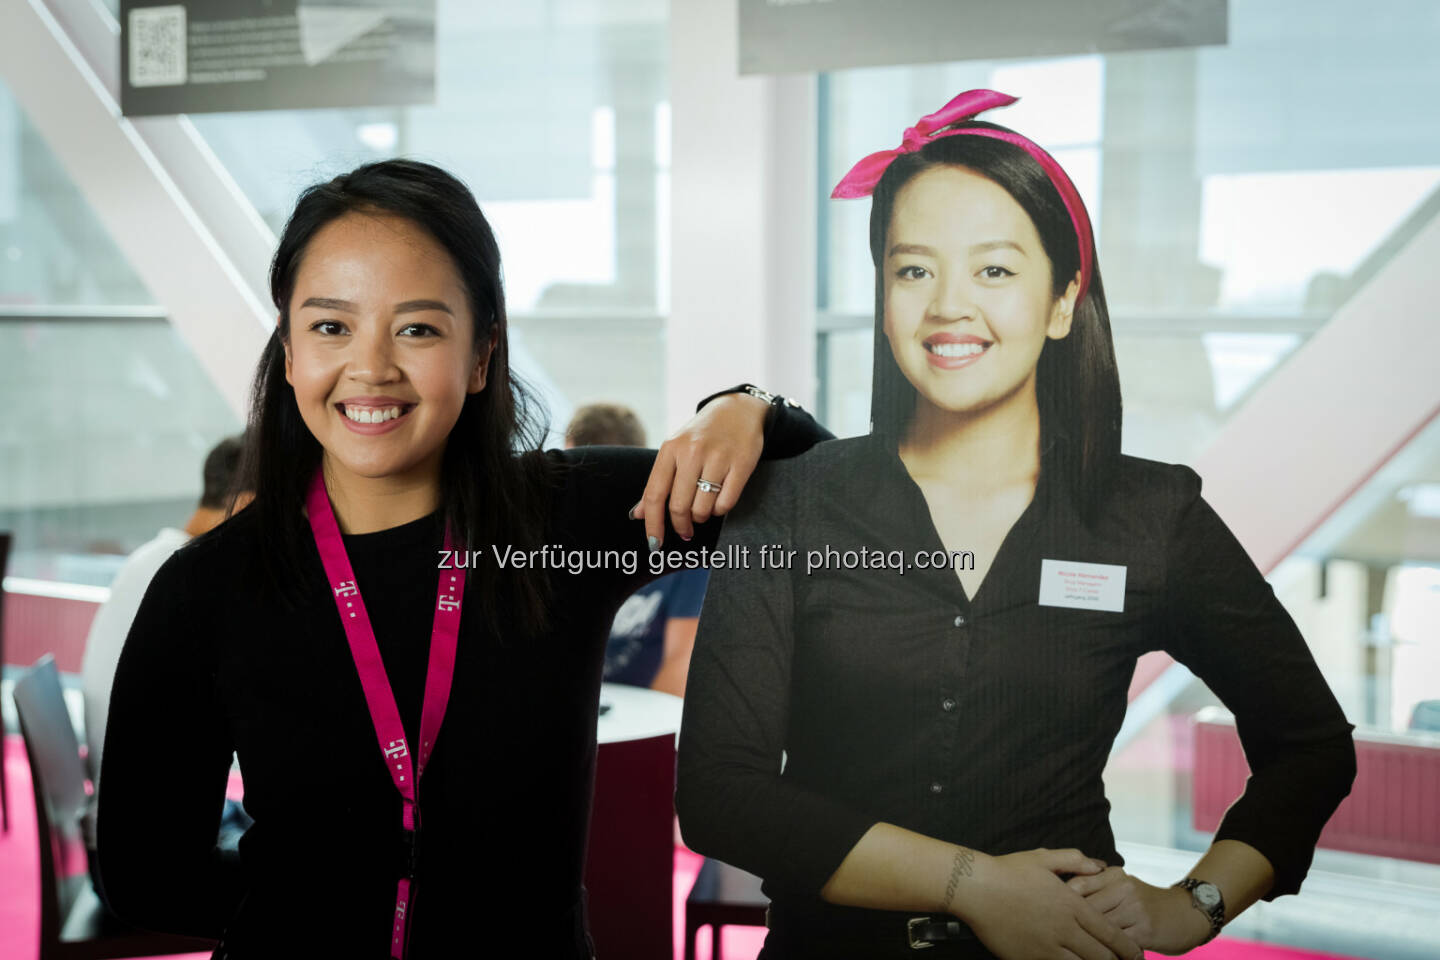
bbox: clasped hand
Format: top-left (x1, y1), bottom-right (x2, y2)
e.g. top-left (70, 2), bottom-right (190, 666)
top-left (968, 851), bottom-right (1213, 958)
top-left (961, 848), bottom-right (1146, 960)
top-left (1065, 866), bottom-right (1214, 956)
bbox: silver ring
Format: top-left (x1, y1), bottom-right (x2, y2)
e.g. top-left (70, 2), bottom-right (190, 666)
top-left (696, 478), bottom-right (723, 494)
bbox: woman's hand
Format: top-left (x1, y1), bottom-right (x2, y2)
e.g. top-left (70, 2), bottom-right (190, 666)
top-left (960, 849), bottom-right (1145, 960)
top-left (631, 393), bottom-right (770, 545)
top-left (1067, 867), bottom-right (1213, 955)
top-left (1065, 867), bottom-right (1156, 948)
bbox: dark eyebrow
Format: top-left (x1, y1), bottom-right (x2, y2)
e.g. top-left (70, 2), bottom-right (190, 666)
top-left (297, 297), bottom-right (453, 316)
top-left (887, 240), bottom-right (1028, 257)
top-left (393, 299), bottom-right (453, 316)
top-left (298, 296), bottom-right (357, 312)
top-left (888, 243), bottom-right (936, 258)
top-left (970, 240), bottom-right (1028, 257)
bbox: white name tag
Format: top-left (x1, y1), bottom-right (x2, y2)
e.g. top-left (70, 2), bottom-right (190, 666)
top-left (1038, 559), bottom-right (1127, 612)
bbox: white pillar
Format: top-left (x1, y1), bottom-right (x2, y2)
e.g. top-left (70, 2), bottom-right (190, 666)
top-left (667, 0), bottom-right (817, 432)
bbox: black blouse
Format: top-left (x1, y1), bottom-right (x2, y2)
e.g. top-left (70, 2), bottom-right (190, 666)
top-left (676, 432), bottom-right (1356, 944)
top-left (96, 403), bottom-right (831, 959)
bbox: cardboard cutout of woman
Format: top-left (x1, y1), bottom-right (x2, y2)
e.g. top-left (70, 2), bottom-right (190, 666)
top-left (677, 91), bottom-right (1356, 960)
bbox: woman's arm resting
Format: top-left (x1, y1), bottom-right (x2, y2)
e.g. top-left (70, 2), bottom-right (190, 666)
top-left (559, 387), bottom-right (828, 580)
top-left (632, 388), bottom-right (832, 545)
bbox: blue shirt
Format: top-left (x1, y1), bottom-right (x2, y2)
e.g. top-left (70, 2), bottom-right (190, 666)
top-left (604, 568), bottom-right (709, 686)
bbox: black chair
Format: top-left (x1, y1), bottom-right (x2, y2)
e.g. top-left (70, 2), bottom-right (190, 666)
top-left (685, 857), bottom-right (769, 960)
top-left (1, 530), bottom-right (11, 832)
top-left (13, 654), bottom-right (217, 960)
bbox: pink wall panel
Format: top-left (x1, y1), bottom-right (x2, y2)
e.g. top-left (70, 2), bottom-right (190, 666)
top-left (2, 591), bottom-right (98, 674)
top-left (1193, 717), bottom-right (1440, 865)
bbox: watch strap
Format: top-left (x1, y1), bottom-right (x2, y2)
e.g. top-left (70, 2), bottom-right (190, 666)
top-left (1173, 878), bottom-right (1225, 944)
top-left (695, 383), bottom-right (802, 413)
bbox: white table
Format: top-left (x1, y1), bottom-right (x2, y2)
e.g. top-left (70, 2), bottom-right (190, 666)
top-left (597, 682), bottom-right (683, 744)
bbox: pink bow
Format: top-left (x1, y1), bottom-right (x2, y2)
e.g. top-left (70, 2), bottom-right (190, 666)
top-left (831, 89), bottom-right (1018, 199)
top-left (831, 88), bottom-right (1094, 303)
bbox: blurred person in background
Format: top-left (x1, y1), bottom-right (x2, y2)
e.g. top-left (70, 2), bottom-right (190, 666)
top-left (566, 403), bottom-right (707, 698)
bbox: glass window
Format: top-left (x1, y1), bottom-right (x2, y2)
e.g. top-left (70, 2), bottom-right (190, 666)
top-left (184, 1), bottom-right (671, 444)
top-left (0, 78), bottom-right (238, 586)
top-left (816, 0), bottom-right (1440, 457)
top-left (186, 2), bottom-right (669, 318)
top-left (0, 3), bottom-right (673, 587)
top-left (0, 80), bottom-right (155, 308)
top-left (0, 312), bottom-right (241, 585)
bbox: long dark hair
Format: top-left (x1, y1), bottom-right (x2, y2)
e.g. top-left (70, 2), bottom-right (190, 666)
top-left (866, 122), bottom-right (1122, 523)
top-left (242, 159), bottom-right (554, 634)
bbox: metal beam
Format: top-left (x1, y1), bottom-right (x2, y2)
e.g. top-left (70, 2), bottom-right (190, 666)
top-left (1114, 189), bottom-right (1440, 755)
top-left (0, 0), bottom-right (273, 418)
top-left (44, 0), bottom-right (277, 309)
top-left (1194, 203), bottom-right (1440, 575)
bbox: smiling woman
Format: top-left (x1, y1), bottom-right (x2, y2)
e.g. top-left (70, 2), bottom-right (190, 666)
top-left (284, 214), bottom-right (492, 524)
top-left (676, 91), bottom-right (1356, 960)
top-left (244, 163), bottom-right (559, 634)
top-left (93, 159), bottom-right (833, 959)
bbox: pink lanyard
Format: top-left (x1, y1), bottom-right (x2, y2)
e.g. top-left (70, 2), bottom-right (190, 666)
top-left (305, 470), bottom-right (465, 959)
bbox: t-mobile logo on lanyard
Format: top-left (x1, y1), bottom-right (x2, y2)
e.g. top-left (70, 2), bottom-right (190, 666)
top-left (306, 470), bottom-right (464, 959)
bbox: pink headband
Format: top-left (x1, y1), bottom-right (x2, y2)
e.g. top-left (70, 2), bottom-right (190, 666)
top-left (832, 89), bottom-right (1094, 303)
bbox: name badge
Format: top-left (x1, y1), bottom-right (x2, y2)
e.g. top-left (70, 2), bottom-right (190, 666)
top-left (1038, 559), bottom-right (1126, 612)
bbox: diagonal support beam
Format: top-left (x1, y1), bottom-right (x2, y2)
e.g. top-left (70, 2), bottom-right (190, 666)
top-left (1193, 204), bottom-right (1440, 576)
top-left (1114, 199), bottom-right (1440, 754)
top-left (0, 0), bottom-right (273, 418)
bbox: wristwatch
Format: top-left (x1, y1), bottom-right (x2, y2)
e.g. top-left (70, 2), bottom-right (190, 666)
top-left (737, 384), bottom-right (802, 408)
top-left (696, 383), bottom-right (802, 413)
top-left (1173, 878), bottom-right (1225, 944)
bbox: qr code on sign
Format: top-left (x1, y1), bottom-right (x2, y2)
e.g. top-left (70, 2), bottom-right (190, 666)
top-left (129, 5), bottom-right (187, 87)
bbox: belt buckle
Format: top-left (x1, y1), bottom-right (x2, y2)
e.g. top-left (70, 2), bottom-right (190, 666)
top-left (907, 917), bottom-right (935, 950)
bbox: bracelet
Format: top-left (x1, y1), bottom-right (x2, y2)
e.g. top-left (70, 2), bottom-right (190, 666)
top-left (695, 383), bottom-right (803, 413)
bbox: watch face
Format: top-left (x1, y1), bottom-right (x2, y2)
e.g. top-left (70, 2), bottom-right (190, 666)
top-left (1194, 883), bottom-right (1222, 909)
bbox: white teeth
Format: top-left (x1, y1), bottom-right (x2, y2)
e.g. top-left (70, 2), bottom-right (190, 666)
top-left (343, 405), bottom-right (404, 424)
top-left (929, 342), bottom-right (986, 358)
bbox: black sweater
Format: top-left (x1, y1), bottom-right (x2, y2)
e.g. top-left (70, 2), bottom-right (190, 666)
top-left (97, 405), bottom-right (830, 959)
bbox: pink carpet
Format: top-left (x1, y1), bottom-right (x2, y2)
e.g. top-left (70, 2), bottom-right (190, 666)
top-left (4, 736), bottom-right (1359, 960)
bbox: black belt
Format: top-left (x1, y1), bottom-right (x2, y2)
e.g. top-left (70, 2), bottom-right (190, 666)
top-left (767, 904), bottom-right (981, 954)
top-left (905, 917), bottom-right (973, 949)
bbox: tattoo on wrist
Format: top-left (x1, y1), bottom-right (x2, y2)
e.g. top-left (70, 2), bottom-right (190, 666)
top-left (941, 847), bottom-right (977, 912)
